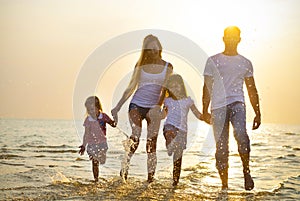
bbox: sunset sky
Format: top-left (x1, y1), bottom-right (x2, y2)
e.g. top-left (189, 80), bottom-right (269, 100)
top-left (1, 0), bottom-right (300, 124)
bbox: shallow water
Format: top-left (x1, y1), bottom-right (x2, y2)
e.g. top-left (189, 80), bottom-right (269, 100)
top-left (0, 119), bottom-right (299, 200)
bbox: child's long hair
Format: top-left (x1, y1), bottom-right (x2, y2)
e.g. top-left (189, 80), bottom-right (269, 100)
top-left (84, 96), bottom-right (103, 113)
top-left (165, 74), bottom-right (188, 100)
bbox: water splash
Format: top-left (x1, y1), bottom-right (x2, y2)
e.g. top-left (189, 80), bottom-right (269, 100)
top-left (49, 171), bottom-right (70, 184)
top-left (120, 137), bottom-right (135, 183)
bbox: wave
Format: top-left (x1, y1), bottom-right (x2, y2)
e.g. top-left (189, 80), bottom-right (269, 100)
top-left (75, 157), bottom-right (85, 161)
top-left (274, 175), bottom-right (300, 199)
top-left (33, 149), bottom-right (78, 153)
top-left (0, 154), bottom-right (23, 159)
top-left (70, 165), bottom-right (82, 168)
top-left (277, 154), bottom-right (298, 160)
top-left (34, 155), bottom-right (47, 158)
top-left (20, 143), bottom-right (74, 149)
top-left (252, 142), bottom-right (267, 147)
top-left (0, 161), bottom-right (24, 166)
top-left (284, 132), bottom-right (298, 136)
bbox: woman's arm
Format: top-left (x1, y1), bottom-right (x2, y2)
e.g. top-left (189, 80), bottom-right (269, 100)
top-left (111, 65), bottom-right (140, 124)
top-left (156, 63), bottom-right (173, 106)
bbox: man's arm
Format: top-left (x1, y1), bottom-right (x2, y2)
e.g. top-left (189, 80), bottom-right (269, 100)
top-left (245, 76), bottom-right (261, 130)
top-left (202, 76), bottom-right (213, 124)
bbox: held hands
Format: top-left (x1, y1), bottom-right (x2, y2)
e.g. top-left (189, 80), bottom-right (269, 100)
top-left (148, 105), bottom-right (164, 120)
top-left (202, 112), bottom-right (212, 124)
top-left (78, 145), bottom-right (85, 155)
top-left (111, 121), bottom-right (117, 128)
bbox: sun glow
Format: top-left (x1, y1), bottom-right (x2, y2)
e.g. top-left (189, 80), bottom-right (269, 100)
top-left (1, 1), bottom-right (300, 124)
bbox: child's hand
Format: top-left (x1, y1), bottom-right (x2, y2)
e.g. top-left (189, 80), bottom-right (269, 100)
top-left (149, 105), bottom-right (167, 120)
top-left (111, 121), bottom-right (117, 128)
top-left (199, 113), bottom-right (204, 121)
top-left (148, 105), bottom-right (163, 120)
top-left (78, 145), bottom-right (85, 155)
top-left (161, 106), bottom-right (168, 119)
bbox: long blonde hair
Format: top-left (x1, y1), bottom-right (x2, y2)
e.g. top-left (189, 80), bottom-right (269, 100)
top-left (125, 35), bottom-right (163, 95)
top-left (136, 34), bottom-right (162, 67)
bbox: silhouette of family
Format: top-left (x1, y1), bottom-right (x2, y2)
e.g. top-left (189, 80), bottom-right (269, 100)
top-left (78, 26), bottom-right (261, 191)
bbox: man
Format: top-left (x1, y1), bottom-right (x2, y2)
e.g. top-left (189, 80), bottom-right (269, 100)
top-left (202, 26), bottom-right (261, 190)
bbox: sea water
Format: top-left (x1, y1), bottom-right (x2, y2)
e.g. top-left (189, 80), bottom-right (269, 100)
top-left (0, 118), bottom-right (299, 200)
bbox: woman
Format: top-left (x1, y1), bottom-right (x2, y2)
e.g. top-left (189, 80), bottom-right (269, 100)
top-left (111, 34), bottom-right (173, 183)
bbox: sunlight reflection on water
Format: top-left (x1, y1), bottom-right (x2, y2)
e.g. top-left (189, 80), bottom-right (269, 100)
top-left (0, 119), bottom-right (299, 200)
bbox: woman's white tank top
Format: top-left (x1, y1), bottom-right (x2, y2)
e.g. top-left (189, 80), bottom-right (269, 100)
top-left (131, 62), bottom-right (168, 108)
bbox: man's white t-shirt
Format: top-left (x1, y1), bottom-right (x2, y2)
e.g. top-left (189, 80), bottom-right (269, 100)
top-left (203, 53), bottom-right (253, 110)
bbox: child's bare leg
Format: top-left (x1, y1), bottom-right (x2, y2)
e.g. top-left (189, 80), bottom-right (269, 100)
top-left (163, 130), bottom-right (176, 156)
top-left (92, 159), bottom-right (99, 182)
top-left (173, 149), bottom-right (183, 186)
top-left (99, 150), bottom-right (107, 165)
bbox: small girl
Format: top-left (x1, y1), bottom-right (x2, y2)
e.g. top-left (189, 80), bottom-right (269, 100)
top-left (162, 74), bottom-right (204, 186)
top-left (79, 96), bottom-right (116, 182)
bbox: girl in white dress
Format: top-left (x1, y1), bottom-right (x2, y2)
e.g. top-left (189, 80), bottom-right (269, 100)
top-left (162, 74), bottom-right (205, 186)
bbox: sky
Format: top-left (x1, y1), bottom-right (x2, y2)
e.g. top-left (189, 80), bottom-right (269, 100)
top-left (1, 0), bottom-right (300, 124)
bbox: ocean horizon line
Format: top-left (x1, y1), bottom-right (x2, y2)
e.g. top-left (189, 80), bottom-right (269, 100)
top-left (0, 117), bottom-right (299, 126)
